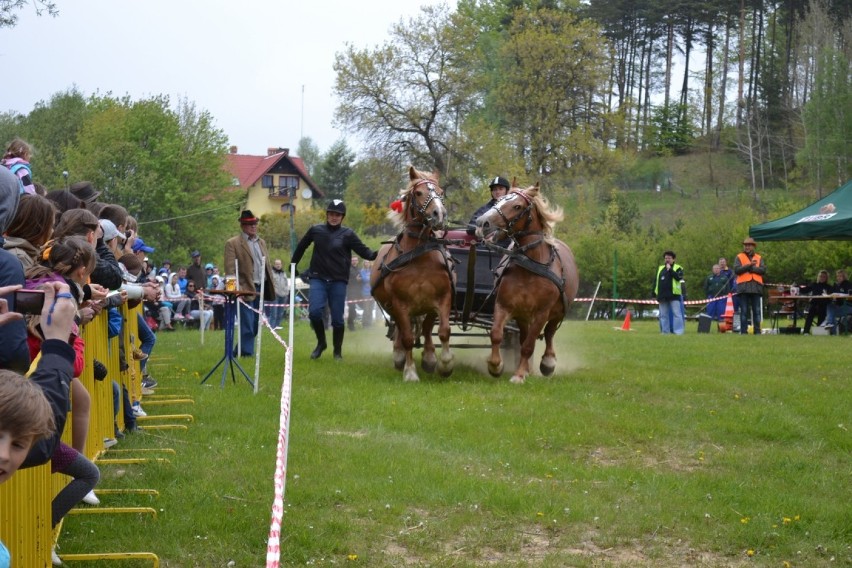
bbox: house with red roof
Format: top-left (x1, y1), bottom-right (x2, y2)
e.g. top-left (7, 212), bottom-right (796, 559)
top-left (224, 146), bottom-right (323, 219)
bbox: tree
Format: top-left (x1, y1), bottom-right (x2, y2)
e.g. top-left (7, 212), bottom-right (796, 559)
top-left (63, 94), bottom-right (234, 256)
top-left (345, 153), bottom-right (408, 207)
top-left (649, 103), bottom-right (694, 154)
top-left (333, 3), bottom-right (478, 186)
top-left (314, 139), bottom-right (355, 202)
top-left (296, 137), bottom-right (321, 176)
top-left (491, 8), bottom-right (611, 175)
top-left (0, 0), bottom-right (57, 28)
top-left (0, 89), bottom-right (91, 189)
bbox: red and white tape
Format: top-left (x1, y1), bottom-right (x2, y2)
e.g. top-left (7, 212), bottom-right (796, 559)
top-left (231, 299), bottom-right (291, 567)
top-left (265, 345), bottom-right (292, 568)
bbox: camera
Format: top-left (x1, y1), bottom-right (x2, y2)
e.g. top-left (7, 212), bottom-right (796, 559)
top-left (14, 289), bottom-right (46, 315)
top-left (125, 230), bottom-right (133, 239)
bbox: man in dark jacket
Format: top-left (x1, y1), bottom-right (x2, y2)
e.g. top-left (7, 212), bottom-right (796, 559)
top-left (466, 176), bottom-right (509, 236)
top-left (186, 250), bottom-right (207, 290)
top-left (291, 200), bottom-right (377, 360)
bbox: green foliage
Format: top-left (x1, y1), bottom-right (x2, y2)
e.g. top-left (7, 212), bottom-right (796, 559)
top-left (649, 103), bottom-right (694, 155)
top-left (345, 154), bottom-right (409, 207)
top-left (597, 188), bottom-right (640, 234)
top-left (797, 46), bottom-right (851, 191)
top-left (296, 136), bottom-right (321, 176)
top-left (56, 94), bottom-right (233, 260)
top-left (0, 89), bottom-right (92, 188)
top-left (493, 8), bottom-right (610, 175)
top-left (314, 139), bottom-right (355, 201)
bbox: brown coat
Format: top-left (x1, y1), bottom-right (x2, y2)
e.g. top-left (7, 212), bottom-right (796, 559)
top-left (223, 232), bottom-right (276, 302)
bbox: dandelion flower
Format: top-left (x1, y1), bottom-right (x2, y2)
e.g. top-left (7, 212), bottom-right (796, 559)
top-left (747, 549), bottom-right (755, 557)
top-left (740, 517), bottom-right (750, 524)
top-left (347, 553), bottom-right (358, 561)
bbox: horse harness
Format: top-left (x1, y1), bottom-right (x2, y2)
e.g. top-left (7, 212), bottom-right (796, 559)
top-left (480, 191), bottom-right (571, 316)
top-left (371, 178), bottom-right (456, 299)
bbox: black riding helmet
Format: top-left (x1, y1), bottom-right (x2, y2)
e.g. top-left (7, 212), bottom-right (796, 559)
top-left (326, 199), bottom-right (346, 216)
top-left (489, 176), bottom-right (510, 191)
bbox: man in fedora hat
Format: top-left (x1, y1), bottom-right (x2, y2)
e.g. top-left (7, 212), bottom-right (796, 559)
top-left (224, 210), bottom-right (276, 357)
top-left (733, 237), bottom-right (766, 334)
top-left (69, 181), bottom-right (101, 205)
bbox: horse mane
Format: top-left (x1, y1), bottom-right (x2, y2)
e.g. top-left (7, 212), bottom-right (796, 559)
top-left (386, 166), bottom-right (440, 229)
top-left (514, 185), bottom-right (563, 239)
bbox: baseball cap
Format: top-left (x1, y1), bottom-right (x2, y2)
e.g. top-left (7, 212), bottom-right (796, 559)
top-left (131, 237), bottom-right (155, 253)
top-left (99, 219), bottom-right (121, 242)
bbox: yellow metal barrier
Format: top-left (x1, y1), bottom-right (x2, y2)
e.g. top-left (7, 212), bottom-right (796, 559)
top-left (0, 464), bottom-right (52, 566)
top-left (0, 303), bottom-right (165, 564)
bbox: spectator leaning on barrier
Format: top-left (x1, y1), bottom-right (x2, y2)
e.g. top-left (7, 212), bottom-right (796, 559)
top-left (733, 237), bottom-right (766, 335)
top-left (653, 250), bottom-right (685, 335)
top-left (0, 167), bottom-right (30, 372)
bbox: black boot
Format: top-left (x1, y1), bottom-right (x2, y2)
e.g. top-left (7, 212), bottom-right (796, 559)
top-left (310, 320), bottom-right (327, 359)
top-left (332, 327), bottom-right (344, 360)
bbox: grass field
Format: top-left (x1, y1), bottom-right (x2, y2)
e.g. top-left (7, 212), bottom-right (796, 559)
top-left (56, 317), bottom-right (851, 567)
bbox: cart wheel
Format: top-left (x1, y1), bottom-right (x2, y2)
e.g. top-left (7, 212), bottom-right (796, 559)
top-left (500, 328), bottom-right (520, 372)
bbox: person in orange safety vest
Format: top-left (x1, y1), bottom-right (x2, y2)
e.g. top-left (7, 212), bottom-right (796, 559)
top-left (733, 237), bottom-right (766, 334)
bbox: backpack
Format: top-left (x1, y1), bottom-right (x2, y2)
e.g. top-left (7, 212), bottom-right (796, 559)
top-left (3, 161), bottom-right (33, 194)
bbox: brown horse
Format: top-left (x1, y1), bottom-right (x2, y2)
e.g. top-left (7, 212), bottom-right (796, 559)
top-left (371, 166), bottom-right (455, 382)
top-left (474, 183), bottom-right (578, 384)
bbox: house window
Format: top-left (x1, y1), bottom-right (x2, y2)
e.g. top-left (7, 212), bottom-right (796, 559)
top-left (267, 175), bottom-right (301, 198)
top-left (261, 175), bottom-right (274, 188)
top-left (279, 176), bottom-right (299, 190)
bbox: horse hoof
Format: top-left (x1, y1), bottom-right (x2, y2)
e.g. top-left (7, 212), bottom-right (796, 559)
top-left (509, 374), bottom-right (526, 384)
top-left (421, 354), bottom-right (437, 373)
top-left (403, 370), bottom-right (420, 382)
top-left (540, 357), bottom-right (556, 376)
top-left (437, 354), bottom-right (454, 377)
top-left (393, 352), bottom-right (405, 371)
top-left (487, 361), bottom-right (503, 377)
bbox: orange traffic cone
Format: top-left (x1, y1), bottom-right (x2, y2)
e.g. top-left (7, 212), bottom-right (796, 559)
top-left (615, 310), bottom-right (633, 331)
top-left (719, 293), bottom-right (734, 333)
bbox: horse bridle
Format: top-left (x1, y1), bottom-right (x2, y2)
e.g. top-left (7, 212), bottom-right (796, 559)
top-left (489, 191), bottom-right (535, 236)
top-left (407, 178), bottom-right (445, 229)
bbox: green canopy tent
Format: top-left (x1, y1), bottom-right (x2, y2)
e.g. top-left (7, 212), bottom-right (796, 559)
top-left (750, 180), bottom-right (852, 241)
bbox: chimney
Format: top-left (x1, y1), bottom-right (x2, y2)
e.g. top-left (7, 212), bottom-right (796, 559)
top-left (229, 145), bottom-right (238, 154)
top-left (267, 147), bottom-right (290, 157)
